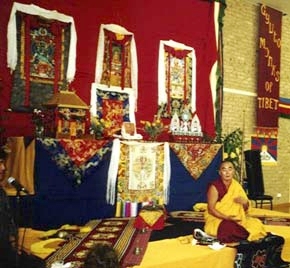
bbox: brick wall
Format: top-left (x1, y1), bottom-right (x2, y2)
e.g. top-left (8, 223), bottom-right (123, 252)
top-left (222, 0), bottom-right (290, 204)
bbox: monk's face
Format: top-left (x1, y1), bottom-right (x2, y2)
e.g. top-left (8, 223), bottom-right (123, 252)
top-left (219, 161), bottom-right (235, 182)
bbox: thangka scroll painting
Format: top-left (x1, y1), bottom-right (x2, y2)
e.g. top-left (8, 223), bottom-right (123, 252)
top-left (95, 24), bottom-right (138, 100)
top-left (158, 40), bottom-right (196, 118)
top-left (7, 3), bottom-right (76, 111)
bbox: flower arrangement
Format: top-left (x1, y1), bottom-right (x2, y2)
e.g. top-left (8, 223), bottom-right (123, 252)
top-left (140, 116), bottom-right (164, 141)
top-left (32, 109), bottom-right (46, 137)
top-left (222, 128), bottom-right (243, 181)
top-left (32, 109), bottom-right (45, 126)
top-left (90, 116), bottom-right (111, 138)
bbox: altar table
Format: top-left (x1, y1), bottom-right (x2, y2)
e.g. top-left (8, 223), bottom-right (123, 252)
top-left (6, 137), bottom-right (222, 229)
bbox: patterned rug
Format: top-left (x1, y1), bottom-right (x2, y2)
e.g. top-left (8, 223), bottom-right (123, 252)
top-left (169, 211), bottom-right (205, 222)
top-left (45, 218), bottom-right (151, 268)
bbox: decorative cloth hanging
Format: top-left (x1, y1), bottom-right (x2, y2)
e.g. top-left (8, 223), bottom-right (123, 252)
top-left (256, 5), bottom-right (282, 135)
top-left (170, 143), bottom-right (222, 180)
top-left (90, 84), bottom-right (136, 124)
top-left (107, 139), bottom-right (171, 205)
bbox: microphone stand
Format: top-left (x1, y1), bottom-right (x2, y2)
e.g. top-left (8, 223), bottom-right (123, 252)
top-left (14, 189), bottom-right (22, 268)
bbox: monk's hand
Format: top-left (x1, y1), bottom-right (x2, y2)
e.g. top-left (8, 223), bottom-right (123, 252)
top-left (234, 196), bottom-right (249, 211)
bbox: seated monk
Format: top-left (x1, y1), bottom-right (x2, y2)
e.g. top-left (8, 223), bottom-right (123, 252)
top-left (204, 160), bottom-right (267, 243)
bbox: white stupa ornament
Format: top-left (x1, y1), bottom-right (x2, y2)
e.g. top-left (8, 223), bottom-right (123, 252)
top-left (170, 111), bottom-right (180, 132)
top-left (191, 114), bottom-right (202, 136)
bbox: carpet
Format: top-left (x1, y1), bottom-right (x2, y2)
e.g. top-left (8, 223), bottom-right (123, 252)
top-left (45, 218), bottom-right (151, 268)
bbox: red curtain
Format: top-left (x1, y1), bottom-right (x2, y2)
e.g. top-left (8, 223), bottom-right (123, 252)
top-left (0, 0), bottom-right (217, 138)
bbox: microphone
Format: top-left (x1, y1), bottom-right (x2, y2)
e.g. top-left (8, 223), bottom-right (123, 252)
top-left (7, 177), bottom-right (29, 194)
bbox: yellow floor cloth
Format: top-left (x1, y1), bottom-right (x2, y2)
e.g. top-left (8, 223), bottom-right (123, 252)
top-left (248, 207), bottom-right (290, 218)
top-left (133, 236), bottom-right (236, 268)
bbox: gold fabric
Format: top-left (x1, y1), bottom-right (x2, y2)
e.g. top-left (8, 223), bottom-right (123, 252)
top-left (133, 237), bottom-right (236, 268)
top-left (139, 210), bottom-right (163, 226)
top-left (4, 137), bottom-right (35, 195)
top-left (248, 207), bottom-right (290, 262)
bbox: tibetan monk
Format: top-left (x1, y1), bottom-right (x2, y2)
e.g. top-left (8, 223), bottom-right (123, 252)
top-left (204, 160), bottom-right (267, 243)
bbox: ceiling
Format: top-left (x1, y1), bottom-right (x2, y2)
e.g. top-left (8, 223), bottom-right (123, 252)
top-left (247, 0), bottom-right (290, 15)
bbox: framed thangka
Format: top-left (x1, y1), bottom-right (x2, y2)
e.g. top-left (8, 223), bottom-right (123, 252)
top-left (100, 29), bottom-right (132, 88)
top-left (7, 3), bottom-right (76, 111)
top-left (158, 40), bottom-right (196, 118)
top-left (90, 84), bottom-right (137, 136)
top-left (94, 24), bottom-right (138, 101)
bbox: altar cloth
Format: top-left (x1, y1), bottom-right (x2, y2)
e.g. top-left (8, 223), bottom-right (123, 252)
top-left (133, 236), bottom-right (236, 268)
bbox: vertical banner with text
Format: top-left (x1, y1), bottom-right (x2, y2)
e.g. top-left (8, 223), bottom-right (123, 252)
top-left (257, 5), bottom-right (282, 132)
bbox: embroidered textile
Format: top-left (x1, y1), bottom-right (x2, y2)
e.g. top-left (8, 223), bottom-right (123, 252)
top-left (45, 218), bottom-right (151, 268)
top-left (93, 87), bottom-right (131, 135)
top-left (158, 40), bottom-right (196, 117)
top-left (139, 210), bottom-right (164, 227)
top-left (58, 139), bottom-right (109, 166)
top-left (169, 143), bottom-right (222, 180)
top-left (117, 142), bottom-right (170, 203)
top-left (107, 140), bottom-right (171, 205)
top-left (38, 138), bottom-right (112, 184)
top-left (90, 83), bottom-right (136, 124)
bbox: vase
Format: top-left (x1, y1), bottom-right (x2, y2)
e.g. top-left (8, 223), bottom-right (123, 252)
top-left (95, 133), bottom-right (104, 140)
top-left (148, 134), bottom-right (158, 141)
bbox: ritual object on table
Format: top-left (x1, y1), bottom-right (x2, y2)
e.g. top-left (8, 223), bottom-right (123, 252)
top-left (134, 204), bottom-right (167, 230)
top-left (170, 107), bottom-right (203, 142)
